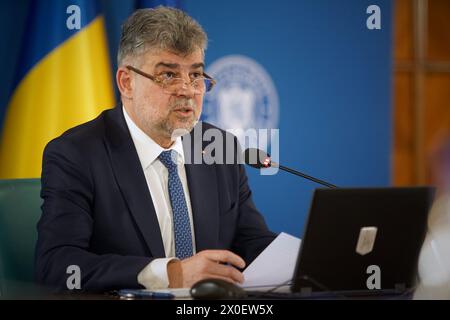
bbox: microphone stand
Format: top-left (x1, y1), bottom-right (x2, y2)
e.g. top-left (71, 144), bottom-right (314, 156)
top-left (272, 162), bottom-right (338, 189)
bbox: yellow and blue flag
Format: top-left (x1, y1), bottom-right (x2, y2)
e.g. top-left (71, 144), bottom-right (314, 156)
top-left (0, 0), bottom-right (115, 179)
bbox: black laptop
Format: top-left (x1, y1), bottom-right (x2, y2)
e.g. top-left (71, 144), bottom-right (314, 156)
top-left (289, 187), bottom-right (435, 298)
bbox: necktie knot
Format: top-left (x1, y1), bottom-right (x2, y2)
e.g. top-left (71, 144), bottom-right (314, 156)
top-left (158, 150), bottom-right (177, 171)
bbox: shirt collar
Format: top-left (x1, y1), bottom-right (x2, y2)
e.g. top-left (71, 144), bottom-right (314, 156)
top-left (123, 106), bottom-right (185, 170)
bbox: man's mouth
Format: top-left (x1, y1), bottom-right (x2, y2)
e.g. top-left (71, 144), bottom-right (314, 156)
top-left (173, 106), bottom-right (194, 116)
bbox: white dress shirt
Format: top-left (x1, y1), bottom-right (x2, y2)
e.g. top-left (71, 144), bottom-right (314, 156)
top-left (122, 107), bottom-right (196, 289)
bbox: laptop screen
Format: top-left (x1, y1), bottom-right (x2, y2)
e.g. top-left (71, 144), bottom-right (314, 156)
top-left (291, 187), bottom-right (435, 294)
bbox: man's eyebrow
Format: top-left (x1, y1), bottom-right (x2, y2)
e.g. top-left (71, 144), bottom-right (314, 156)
top-left (154, 62), bottom-right (179, 69)
top-left (191, 63), bottom-right (205, 70)
top-left (153, 62), bottom-right (205, 70)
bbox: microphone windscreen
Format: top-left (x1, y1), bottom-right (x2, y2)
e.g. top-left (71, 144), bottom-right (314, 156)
top-left (243, 148), bottom-right (271, 169)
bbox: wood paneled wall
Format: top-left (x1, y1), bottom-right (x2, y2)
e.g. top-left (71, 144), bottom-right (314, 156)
top-left (393, 0), bottom-right (450, 186)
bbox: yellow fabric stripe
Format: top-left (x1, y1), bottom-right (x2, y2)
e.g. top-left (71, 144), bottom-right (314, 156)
top-left (0, 16), bottom-right (115, 179)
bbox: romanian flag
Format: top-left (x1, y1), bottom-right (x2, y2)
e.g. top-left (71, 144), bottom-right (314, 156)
top-left (0, 0), bottom-right (115, 179)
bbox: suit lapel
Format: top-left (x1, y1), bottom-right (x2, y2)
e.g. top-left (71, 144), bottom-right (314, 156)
top-left (103, 107), bottom-right (165, 258)
top-left (184, 122), bottom-right (220, 252)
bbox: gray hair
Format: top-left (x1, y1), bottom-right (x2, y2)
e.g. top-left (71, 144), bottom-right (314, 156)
top-left (117, 6), bottom-right (208, 66)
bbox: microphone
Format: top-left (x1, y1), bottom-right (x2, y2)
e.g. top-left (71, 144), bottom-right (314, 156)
top-left (243, 148), bottom-right (338, 189)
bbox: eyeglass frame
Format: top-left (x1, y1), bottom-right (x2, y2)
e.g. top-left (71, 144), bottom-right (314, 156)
top-left (125, 65), bottom-right (216, 94)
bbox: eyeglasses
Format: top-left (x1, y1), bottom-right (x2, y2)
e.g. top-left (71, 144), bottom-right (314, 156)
top-left (126, 65), bottom-right (216, 94)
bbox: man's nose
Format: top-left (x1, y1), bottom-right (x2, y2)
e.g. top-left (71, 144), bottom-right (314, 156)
top-left (174, 78), bottom-right (196, 98)
top-left (175, 83), bottom-right (195, 98)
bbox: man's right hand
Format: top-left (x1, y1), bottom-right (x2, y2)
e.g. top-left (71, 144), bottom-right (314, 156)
top-left (167, 250), bottom-right (246, 288)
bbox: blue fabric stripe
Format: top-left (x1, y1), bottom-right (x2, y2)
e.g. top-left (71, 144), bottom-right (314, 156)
top-left (13, 0), bottom-right (100, 90)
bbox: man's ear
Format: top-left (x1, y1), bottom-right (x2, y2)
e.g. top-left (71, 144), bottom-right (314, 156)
top-left (116, 67), bottom-right (133, 99)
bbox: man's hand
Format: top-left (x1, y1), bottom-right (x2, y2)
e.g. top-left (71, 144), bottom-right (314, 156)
top-left (167, 250), bottom-right (246, 288)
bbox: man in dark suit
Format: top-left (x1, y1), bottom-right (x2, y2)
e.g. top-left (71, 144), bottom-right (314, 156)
top-left (35, 6), bottom-right (276, 292)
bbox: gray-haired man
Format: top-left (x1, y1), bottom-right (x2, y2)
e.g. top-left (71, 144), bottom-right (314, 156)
top-left (36, 7), bottom-right (276, 292)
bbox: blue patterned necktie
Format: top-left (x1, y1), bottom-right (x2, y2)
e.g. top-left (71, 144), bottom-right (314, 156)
top-left (158, 150), bottom-right (194, 259)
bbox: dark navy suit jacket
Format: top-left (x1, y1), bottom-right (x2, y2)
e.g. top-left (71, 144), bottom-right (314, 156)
top-left (35, 106), bottom-right (276, 292)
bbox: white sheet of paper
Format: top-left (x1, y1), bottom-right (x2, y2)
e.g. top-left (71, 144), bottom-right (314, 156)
top-left (242, 232), bottom-right (301, 288)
